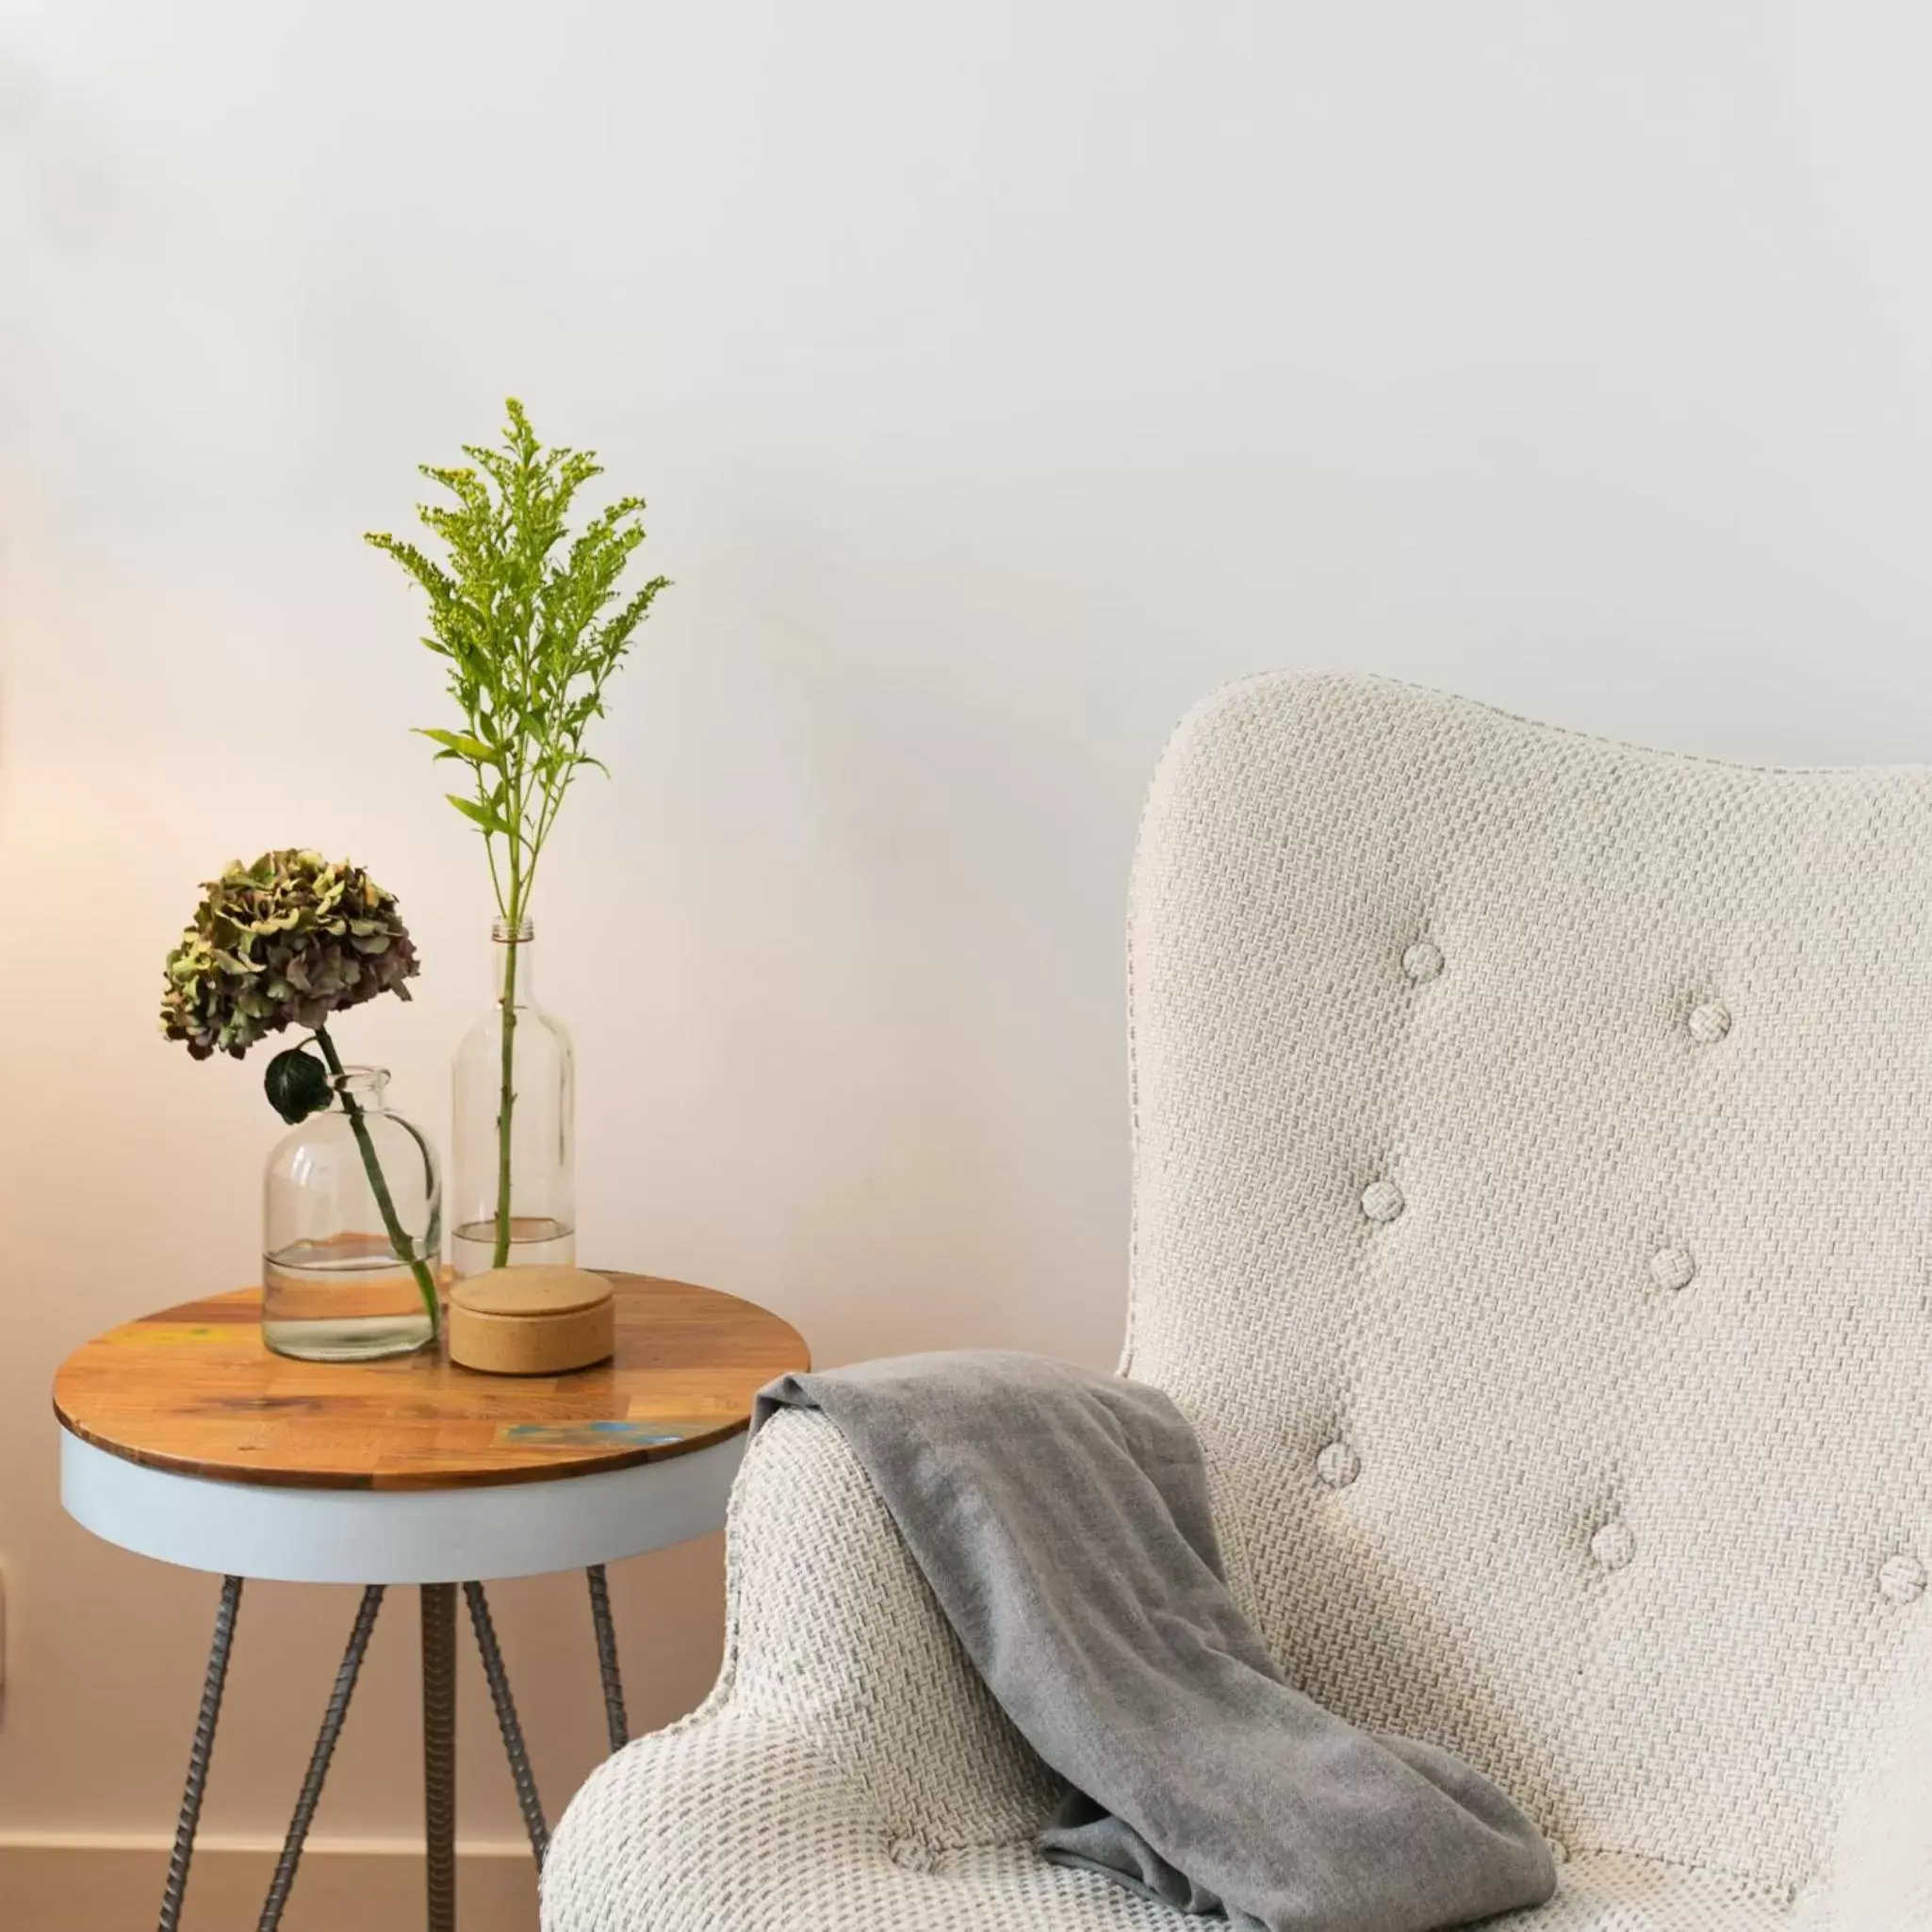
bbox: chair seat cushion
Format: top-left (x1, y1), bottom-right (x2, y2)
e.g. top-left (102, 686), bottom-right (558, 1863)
top-left (1498, 1853), bottom-right (1795, 1928)
top-left (878, 1846), bottom-right (1797, 1931)
top-left (548, 1729), bottom-right (1803, 1930)
top-left (825, 1846), bottom-right (1796, 1931)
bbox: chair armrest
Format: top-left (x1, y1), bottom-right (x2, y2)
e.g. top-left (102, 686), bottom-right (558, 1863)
top-left (545, 1410), bottom-right (1062, 1932)
top-left (543, 1706), bottom-right (885, 1929)
top-left (722, 1408), bottom-right (1059, 1842)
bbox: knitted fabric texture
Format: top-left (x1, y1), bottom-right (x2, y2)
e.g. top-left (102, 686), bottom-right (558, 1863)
top-left (544, 674), bottom-right (1932, 1930)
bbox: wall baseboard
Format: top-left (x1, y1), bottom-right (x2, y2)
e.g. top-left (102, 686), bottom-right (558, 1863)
top-left (0, 1835), bottom-right (538, 1931)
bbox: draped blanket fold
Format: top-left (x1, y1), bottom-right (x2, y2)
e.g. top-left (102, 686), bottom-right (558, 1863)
top-left (755, 1351), bottom-right (1556, 1932)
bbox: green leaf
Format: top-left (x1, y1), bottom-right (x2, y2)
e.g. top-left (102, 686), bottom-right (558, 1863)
top-left (264, 1046), bottom-right (332, 1125)
top-left (445, 793), bottom-right (504, 833)
top-left (415, 727), bottom-right (499, 764)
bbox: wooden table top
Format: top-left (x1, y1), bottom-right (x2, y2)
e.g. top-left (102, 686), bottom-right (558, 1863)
top-left (53, 1273), bottom-right (809, 1494)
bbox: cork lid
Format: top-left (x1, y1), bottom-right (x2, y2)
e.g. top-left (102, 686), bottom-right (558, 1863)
top-left (451, 1265), bottom-right (614, 1318)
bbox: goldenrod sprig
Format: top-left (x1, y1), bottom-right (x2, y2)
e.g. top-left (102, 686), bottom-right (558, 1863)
top-left (368, 400), bottom-right (668, 1265)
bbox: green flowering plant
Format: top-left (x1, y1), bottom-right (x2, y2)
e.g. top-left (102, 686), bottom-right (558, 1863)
top-left (367, 399), bottom-right (667, 1267)
top-left (161, 850), bottom-right (439, 1332)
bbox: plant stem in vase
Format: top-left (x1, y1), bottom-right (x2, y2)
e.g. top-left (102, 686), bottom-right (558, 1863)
top-left (495, 927), bottom-right (517, 1266)
top-left (452, 920), bottom-right (575, 1276)
top-left (312, 1024), bottom-right (442, 1335)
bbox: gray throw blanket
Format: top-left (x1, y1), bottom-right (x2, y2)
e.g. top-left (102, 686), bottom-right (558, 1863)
top-left (756, 1352), bottom-right (1556, 1932)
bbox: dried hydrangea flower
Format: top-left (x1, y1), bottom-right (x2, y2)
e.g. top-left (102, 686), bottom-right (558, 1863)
top-left (160, 849), bottom-right (419, 1061)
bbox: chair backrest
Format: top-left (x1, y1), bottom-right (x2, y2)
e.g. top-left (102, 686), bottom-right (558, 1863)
top-left (1124, 671), bottom-right (1932, 1888)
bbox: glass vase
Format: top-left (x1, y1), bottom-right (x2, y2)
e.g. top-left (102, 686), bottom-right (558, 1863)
top-left (451, 919), bottom-right (576, 1276)
top-left (262, 1066), bottom-right (442, 1361)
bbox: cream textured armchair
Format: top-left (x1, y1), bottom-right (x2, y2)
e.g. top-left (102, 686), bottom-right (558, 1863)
top-left (546, 674), bottom-right (1932, 1930)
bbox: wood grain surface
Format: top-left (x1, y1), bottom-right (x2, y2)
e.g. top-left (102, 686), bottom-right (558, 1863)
top-left (52, 1274), bottom-right (809, 1492)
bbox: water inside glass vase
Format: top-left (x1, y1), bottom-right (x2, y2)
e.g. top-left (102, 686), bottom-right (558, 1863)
top-left (450, 1214), bottom-right (578, 1276)
top-left (262, 1232), bottom-right (437, 1362)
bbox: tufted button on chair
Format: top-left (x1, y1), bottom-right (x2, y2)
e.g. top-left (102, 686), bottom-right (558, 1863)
top-left (544, 674), bottom-right (1932, 1930)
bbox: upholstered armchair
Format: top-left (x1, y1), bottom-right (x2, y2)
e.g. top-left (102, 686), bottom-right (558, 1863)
top-left (545, 674), bottom-right (1932, 1929)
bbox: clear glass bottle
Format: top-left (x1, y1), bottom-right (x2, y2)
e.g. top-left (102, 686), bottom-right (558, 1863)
top-left (261, 1066), bottom-right (441, 1360)
top-left (451, 919), bottom-right (576, 1276)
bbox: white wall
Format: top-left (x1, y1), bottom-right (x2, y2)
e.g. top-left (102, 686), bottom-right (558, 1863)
top-left (6, 0), bottom-right (1932, 1858)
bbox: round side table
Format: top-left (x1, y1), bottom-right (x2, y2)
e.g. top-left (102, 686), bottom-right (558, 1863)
top-left (53, 1272), bottom-right (808, 1932)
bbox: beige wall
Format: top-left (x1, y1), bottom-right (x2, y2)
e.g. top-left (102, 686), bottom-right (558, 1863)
top-left (8, 0), bottom-right (1932, 1897)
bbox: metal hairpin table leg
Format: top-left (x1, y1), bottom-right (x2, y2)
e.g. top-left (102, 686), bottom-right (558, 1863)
top-left (464, 1580), bottom-right (548, 1864)
top-left (421, 1583), bottom-right (457, 1932)
top-left (158, 1574), bottom-right (243, 1932)
top-left (586, 1564), bottom-right (629, 1755)
top-left (257, 1584), bottom-right (385, 1932)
